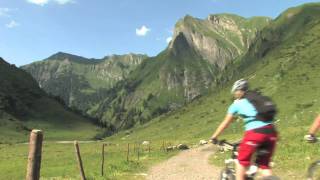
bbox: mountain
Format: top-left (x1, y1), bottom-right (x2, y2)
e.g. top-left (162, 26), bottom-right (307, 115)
top-left (106, 3), bottom-right (320, 178)
top-left (89, 14), bottom-right (271, 129)
top-left (0, 58), bottom-right (100, 143)
top-left (172, 14), bottom-right (271, 68)
top-left (22, 52), bottom-right (148, 114)
top-left (21, 14), bottom-right (270, 131)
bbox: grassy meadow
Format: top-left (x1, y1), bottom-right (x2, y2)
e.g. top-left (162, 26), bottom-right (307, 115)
top-left (0, 141), bottom-right (177, 180)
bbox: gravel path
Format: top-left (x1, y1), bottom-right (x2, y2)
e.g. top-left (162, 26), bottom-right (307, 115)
top-left (147, 144), bottom-right (220, 180)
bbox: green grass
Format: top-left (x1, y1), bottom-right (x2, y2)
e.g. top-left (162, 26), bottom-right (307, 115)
top-left (0, 141), bottom-right (177, 179)
top-left (0, 97), bottom-right (101, 143)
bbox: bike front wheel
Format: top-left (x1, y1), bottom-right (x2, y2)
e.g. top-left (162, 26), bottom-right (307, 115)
top-left (220, 168), bottom-right (235, 180)
top-left (307, 160), bottom-right (320, 180)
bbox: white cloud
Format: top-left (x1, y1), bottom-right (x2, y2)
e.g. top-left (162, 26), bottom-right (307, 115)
top-left (53, 0), bottom-right (75, 5)
top-left (27, 0), bottom-right (49, 6)
top-left (136, 25), bottom-right (150, 37)
top-left (166, 37), bottom-right (173, 43)
top-left (6, 20), bottom-right (19, 28)
top-left (27, 0), bottom-right (75, 6)
top-left (0, 8), bottom-right (11, 17)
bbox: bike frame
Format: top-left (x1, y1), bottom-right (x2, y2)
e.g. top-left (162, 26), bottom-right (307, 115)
top-left (307, 160), bottom-right (320, 179)
top-left (217, 140), bottom-right (259, 179)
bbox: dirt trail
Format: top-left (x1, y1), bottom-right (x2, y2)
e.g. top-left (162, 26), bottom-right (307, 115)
top-left (147, 144), bottom-right (220, 180)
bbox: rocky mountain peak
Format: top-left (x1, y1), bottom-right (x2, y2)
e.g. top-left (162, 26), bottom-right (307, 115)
top-left (169, 32), bottom-right (193, 56)
top-left (47, 51), bottom-right (76, 59)
top-left (46, 52), bottom-right (99, 64)
top-left (207, 15), bottom-right (221, 24)
top-left (168, 13), bottom-right (270, 69)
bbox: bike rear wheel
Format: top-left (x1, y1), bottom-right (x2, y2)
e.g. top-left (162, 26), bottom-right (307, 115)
top-left (220, 168), bottom-right (235, 180)
top-left (307, 160), bottom-right (320, 180)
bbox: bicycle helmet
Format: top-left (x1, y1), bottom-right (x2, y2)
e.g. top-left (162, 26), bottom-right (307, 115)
top-left (231, 79), bottom-right (249, 93)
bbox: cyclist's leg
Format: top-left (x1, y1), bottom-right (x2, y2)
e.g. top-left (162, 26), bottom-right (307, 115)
top-left (237, 130), bottom-right (263, 180)
top-left (236, 163), bottom-right (247, 180)
top-left (309, 115), bottom-right (320, 135)
top-left (256, 133), bottom-right (278, 177)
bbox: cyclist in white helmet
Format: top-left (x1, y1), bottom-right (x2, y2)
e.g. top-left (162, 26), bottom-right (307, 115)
top-left (211, 79), bottom-right (278, 180)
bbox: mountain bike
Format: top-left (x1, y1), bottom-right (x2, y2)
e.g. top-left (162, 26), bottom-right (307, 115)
top-left (305, 136), bottom-right (320, 180)
top-left (212, 139), bottom-right (279, 180)
top-left (307, 160), bottom-right (320, 180)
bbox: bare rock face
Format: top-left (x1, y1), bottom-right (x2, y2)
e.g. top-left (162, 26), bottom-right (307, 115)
top-left (93, 54), bottom-right (146, 82)
top-left (169, 14), bottom-right (270, 69)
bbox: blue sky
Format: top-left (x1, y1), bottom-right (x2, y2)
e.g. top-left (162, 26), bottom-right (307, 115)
top-left (0, 0), bottom-right (319, 66)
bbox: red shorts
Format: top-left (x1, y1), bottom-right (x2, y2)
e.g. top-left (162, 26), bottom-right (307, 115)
top-left (237, 124), bottom-right (278, 169)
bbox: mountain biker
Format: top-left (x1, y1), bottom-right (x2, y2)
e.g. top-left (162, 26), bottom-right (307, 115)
top-left (210, 79), bottom-right (278, 180)
top-left (304, 115), bottom-right (320, 143)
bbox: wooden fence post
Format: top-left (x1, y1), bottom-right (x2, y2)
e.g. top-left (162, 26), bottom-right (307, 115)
top-left (101, 143), bottom-right (105, 176)
top-left (26, 129), bottom-right (43, 180)
top-left (137, 143), bottom-right (140, 161)
top-left (162, 141), bottom-right (165, 152)
top-left (74, 141), bottom-right (86, 180)
top-left (126, 143), bottom-right (130, 162)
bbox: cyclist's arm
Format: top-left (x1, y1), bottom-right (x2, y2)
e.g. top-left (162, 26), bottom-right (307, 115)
top-left (309, 115), bottom-right (320, 135)
top-left (211, 114), bottom-right (234, 139)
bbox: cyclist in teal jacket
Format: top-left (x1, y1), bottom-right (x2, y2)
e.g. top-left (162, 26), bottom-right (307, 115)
top-left (211, 79), bottom-right (278, 180)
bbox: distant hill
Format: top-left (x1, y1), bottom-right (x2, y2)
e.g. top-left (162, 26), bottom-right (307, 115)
top-left (22, 52), bottom-right (147, 115)
top-left (0, 58), bottom-right (100, 143)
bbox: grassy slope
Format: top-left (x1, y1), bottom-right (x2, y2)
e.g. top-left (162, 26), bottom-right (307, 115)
top-left (0, 58), bottom-right (100, 143)
top-left (0, 98), bottom-right (100, 143)
top-left (105, 3), bottom-right (320, 179)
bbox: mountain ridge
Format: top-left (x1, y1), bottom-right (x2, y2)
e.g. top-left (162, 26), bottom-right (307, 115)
top-left (22, 52), bottom-right (148, 116)
top-left (0, 57), bottom-right (101, 143)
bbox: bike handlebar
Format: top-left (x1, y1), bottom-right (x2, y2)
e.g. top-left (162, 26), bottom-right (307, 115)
top-left (210, 139), bottom-right (240, 150)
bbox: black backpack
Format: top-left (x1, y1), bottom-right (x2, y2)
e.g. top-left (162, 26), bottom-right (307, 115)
top-left (244, 91), bottom-right (277, 121)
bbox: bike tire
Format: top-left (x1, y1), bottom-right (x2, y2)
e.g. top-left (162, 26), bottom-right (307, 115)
top-left (219, 168), bottom-right (236, 180)
top-left (307, 160), bottom-right (320, 180)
